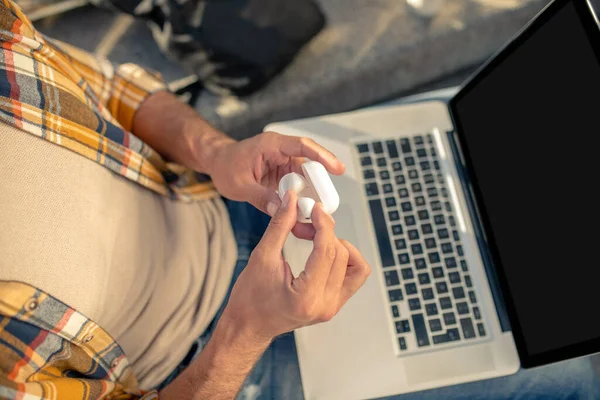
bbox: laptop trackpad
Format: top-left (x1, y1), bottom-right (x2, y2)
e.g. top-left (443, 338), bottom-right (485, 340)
top-left (334, 204), bottom-right (359, 246)
top-left (405, 345), bottom-right (495, 385)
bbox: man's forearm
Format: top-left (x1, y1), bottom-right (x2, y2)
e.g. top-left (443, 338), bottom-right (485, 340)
top-left (132, 91), bottom-right (234, 174)
top-left (159, 311), bottom-right (272, 400)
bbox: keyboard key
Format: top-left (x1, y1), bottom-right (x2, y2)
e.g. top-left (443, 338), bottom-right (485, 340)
top-left (424, 174), bottom-right (435, 184)
top-left (428, 252), bottom-right (440, 263)
top-left (432, 267), bottom-right (444, 278)
top-left (418, 210), bottom-right (429, 221)
top-left (361, 156), bottom-right (372, 166)
top-left (429, 318), bottom-right (442, 332)
top-left (392, 225), bottom-right (404, 236)
top-left (418, 273), bottom-right (431, 285)
top-left (380, 170), bottom-right (390, 180)
top-left (405, 157), bottom-right (415, 166)
top-left (415, 258), bottom-right (427, 269)
top-left (434, 215), bottom-right (445, 225)
top-left (425, 237), bottom-right (436, 249)
top-left (427, 187), bottom-right (438, 197)
top-left (398, 253), bottom-right (410, 265)
top-left (473, 307), bottom-right (481, 320)
top-left (395, 174), bottom-right (406, 185)
top-left (357, 143), bottom-right (369, 153)
top-left (392, 305), bottom-right (400, 318)
top-left (465, 275), bottom-right (473, 287)
top-left (436, 282), bottom-right (448, 294)
top-left (415, 196), bottom-right (426, 206)
top-left (433, 331), bottom-right (458, 344)
top-left (417, 148), bottom-right (427, 158)
top-left (460, 317), bottom-right (476, 339)
top-left (368, 199), bottom-right (395, 267)
top-left (442, 188), bottom-right (449, 198)
top-left (385, 270), bottom-right (400, 287)
top-left (440, 296), bottom-right (452, 310)
top-left (411, 182), bottom-right (422, 192)
top-left (408, 298), bottom-right (421, 311)
top-left (383, 183), bottom-right (393, 193)
top-left (445, 257), bottom-right (457, 269)
top-left (405, 215), bottom-right (416, 226)
top-left (438, 228), bottom-right (449, 239)
top-left (422, 287), bottom-right (434, 300)
top-left (469, 291), bottom-right (477, 304)
top-left (373, 141), bottom-right (384, 154)
top-left (453, 230), bottom-right (460, 241)
top-left (414, 136), bottom-right (424, 145)
top-left (398, 188), bottom-right (409, 198)
top-left (365, 182), bottom-right (379, 196)
top-left (388, 289), bottom-right (403, 302)
top-left (437, 174), bottom-right (444, 184)
top-left (447, 328), bottom-right (460, 341)
top-left (420, 161), bottom-right (431, 170)
top-left (411, 244), bottom-right (423, 255)
top-left (449, 272), bottom-right (461, 284)
top-left (452, 287), bottom-right (466, 299)
top-left (401, 202), bottom-right (412, 212)
top-left (408, 169), bottom-right (419, 180)
top-left (385, 197), bottom-right (396, 207)
top-left (405, 282), bottom-right (418, 295)
top-left (443, 312), bottom-right (457, 325)
top-left (441, 242), bottom-right (453, 254)
top-left (430, 146), bottom-right (436, 155)
top-left (422, 224), bottom-right (433, 234)
top-left (457, 302), bottom-right (469, 315)
top-left (426, 134), bottom-right (433, 144)
top-left (412, 314), bottom-right (430, 347)
top-left (386, 140), bottom-right (399, 158)
top-left (399, 337), bottom-right (407, 350)
top-left (363, 169), bottom-right (375, 180)
top-left (388, 210), bottom-right (400, 221)
top-left (457, 245), bottom-right (464, 256)
top-left (434, 160), bottom-right (440, 170)
top-left (477, 323), bottom-right (486, 337)
top-left (392, 161), bottom-right (403, 171)
top-left (448, 216), bottom-right (456, 227)
top-left (400, 138), bottom-right (411, 153)
top-left (461, 260), bottom-right (469, 272)
top-left (408, 229), bottom-right (420, 240)
top-left (431, 201), bottom-right (442, 211)
top-left (395, 238), bottom-right (407, 250)
top-left (377, 157), bottom-right (387, 167)
top-left (425, 303), bottom-right (438, 316)
top-left (396, 319), bottom-right (411, 334)
top-left (445, 202), bottom-right (453, 212)
top-left (401, 268), bottom-right (414, 280)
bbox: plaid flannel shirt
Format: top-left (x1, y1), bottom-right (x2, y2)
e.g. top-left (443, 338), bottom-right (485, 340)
top-left (0, 0), bottom-right (217, 398)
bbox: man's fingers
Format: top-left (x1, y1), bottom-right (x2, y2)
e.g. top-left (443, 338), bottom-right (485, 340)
top-left (274, 133), bottom-right (346, 175)
top-left (300, 203), bottom-right (337, 291)
top-left (247, 183), bottom-right (282, 217)
top-left (257, 191), bottom-right (298, 252)
top-left (291, 222), bottom-right (316, 240)
top-left (337, 240), bottom-right (371, 307)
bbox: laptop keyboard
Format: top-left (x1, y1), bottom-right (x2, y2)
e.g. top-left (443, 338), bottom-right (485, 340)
top-left (354, 133), bottom-right (488, 355)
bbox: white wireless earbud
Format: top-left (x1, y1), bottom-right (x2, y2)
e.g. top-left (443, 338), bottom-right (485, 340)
top-left (277, 161), bottom-right (340, 223)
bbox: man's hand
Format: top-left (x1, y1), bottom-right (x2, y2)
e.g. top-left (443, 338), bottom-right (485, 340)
top-left (223, 190), bottom-right (371, 340)
top-left (202, 131), bottom-right (345, 239)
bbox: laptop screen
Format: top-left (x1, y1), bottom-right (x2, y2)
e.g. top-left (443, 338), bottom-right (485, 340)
top-left (450, 0), bottom-right (600, 367)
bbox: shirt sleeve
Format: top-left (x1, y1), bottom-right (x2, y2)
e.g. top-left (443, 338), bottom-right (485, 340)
top-left (46, 38), bottom-right (168, 132)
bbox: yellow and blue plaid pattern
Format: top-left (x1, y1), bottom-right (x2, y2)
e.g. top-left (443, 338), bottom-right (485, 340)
top-left (0, 0), bottom-right (222, 397)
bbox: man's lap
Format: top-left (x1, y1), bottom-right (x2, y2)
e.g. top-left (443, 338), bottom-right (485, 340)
top-left (162, 200), bottom-right (600, 399)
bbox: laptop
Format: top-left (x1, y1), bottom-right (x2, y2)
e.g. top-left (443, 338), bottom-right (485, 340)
top-left (265, 0), bottom-right (600, 398)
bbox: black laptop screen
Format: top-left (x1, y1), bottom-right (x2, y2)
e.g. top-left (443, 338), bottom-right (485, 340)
top-left (451, 0), bottom-right (600, 367)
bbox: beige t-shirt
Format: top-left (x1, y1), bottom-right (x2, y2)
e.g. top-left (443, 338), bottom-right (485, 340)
top-left (0, 123), bottom-right (237, 389)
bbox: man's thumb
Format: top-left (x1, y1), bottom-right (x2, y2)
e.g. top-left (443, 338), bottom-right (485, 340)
top-left (248, 184), bottom-right (282, 217)
top-left (258, 190), bottom-right (298, 251)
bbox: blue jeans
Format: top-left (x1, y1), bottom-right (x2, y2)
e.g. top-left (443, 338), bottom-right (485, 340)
top-left (160, 200), bottom-right (600, 399)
